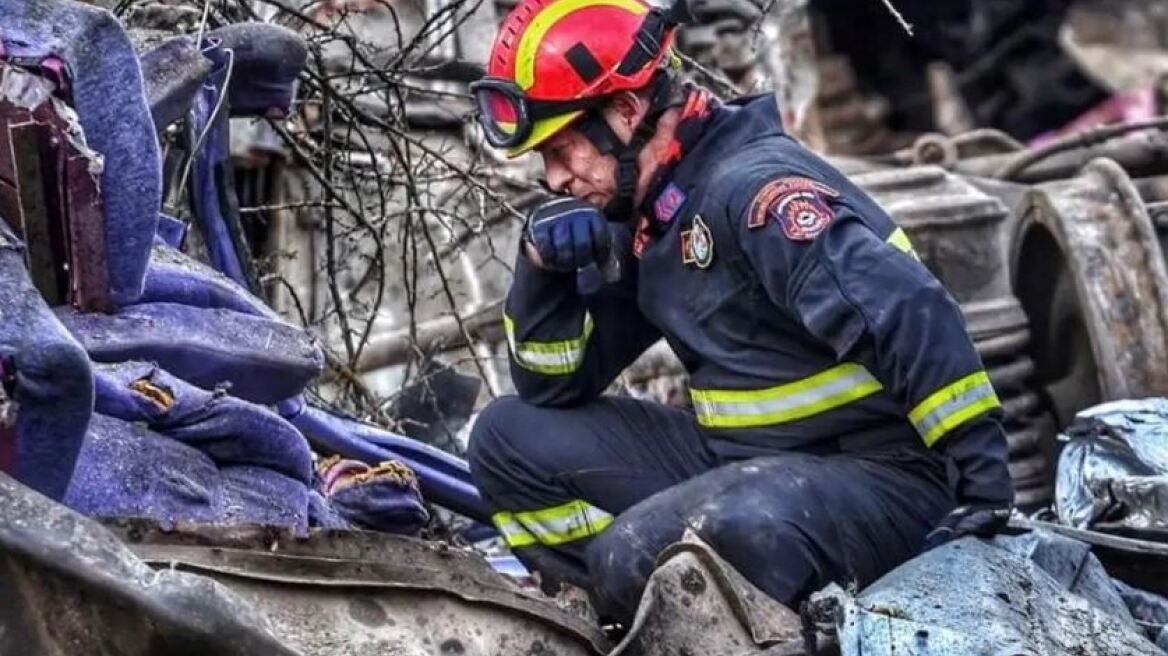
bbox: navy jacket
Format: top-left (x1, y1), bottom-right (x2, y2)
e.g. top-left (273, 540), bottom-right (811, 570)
top-left (503, 92), bottom-right (1013, 505)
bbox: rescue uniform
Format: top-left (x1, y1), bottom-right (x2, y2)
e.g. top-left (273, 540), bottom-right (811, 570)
top-left (469, 89), bottom-right (1013, 623)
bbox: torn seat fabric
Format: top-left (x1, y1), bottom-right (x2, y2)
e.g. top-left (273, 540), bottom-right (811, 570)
top-left (0, 219), bottom-right (92, 501)
top-left (316, 456), bottom-right (429, 534)
top-left (56, 302), bottom-right (323, 405)
top-left (94, 362), bottom-right (313, 484)
top-left (0, 0), bottom-right (160, 306)
top-left (65, 414), bottom-right (315, 531)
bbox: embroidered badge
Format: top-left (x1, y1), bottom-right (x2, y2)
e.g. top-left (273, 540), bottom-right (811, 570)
top-left (747, 178), bottom-right (840, 241)
top-left (681, 214), bottom-right (714, 269)
top-left (653, 182), bottom-right (687, 224)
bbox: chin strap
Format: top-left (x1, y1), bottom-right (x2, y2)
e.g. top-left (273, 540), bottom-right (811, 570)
top-left (576, 73), bottom-right (675, 222)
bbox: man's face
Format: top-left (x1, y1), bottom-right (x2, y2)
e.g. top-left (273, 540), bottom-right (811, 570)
top-left (537, 127), bottom-right (617, 209)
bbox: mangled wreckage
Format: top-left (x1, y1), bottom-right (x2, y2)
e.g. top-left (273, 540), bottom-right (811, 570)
top-left (7, 0), bottom-right (1168, 654)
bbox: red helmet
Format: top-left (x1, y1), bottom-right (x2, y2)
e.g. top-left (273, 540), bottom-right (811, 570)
top-left (471, 0), bottom-right (680, 157)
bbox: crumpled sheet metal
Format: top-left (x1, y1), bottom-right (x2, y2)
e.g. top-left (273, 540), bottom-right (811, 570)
top-left (56, 301), bottom-right (323, 404)
top-left (0, 0), bottom-right (160, 306)
top-left (810, 532), bottom-right (1163, 656)
top-left (108, 521), bottom-right (611, 656)
top-left (1057, 399), bottom-right (1168, 537)
top-left (0, 470), bottom-right (297, 656)
top-left (610, 530), bottom-right (801, 656)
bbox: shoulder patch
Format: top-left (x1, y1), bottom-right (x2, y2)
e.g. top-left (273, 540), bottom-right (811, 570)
top-left (747, 177), bottom-right (840, 241)
top-left (653, 182), bottom-right (687, 225)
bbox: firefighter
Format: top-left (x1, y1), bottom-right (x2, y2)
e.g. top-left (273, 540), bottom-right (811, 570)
top-left (467, 0), bottom-right (1014, 626)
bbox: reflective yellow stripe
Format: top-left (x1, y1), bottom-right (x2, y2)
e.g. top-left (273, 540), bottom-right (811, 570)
top-left (909, 371), bottom-right (1001, 447)
top-left (690, 363), bottom-right (884, 429)
top-left (492, 513), bottom-right (538, 548)
top-left (504, 312), bottom-right (594, 375)
top-left (492, 499), bottom-right (614, 548)
top-left (886, 227), bottom-right (918, 259)
top-left (514, 0), bottom-right (647, 90)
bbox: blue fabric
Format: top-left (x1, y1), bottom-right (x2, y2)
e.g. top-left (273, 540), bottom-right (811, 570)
top-left (318, 458), bottom-right (429, 534)
top-left (138, 35), bottom-right (212, 130)
top-left (0, 220), bottom-right (92, 500)
top-left (281, 396), bottom-right (489, 523)
top-left (188, 44), bottom-right (249, 287)
top-left (94, 362), bottom-right (312, 483)
top-left (65, 415), bottom-right (316, 532)
top-left (204, 23), bottom-right (306, 117)
top-left (57, 302), bottom-right (323, 405)
top-left (65, 414), bottom-right (221, 523)
top-left (220, 465), bottom-right (308, 529)
top-left (155, 213), bottom-right (189, 250)
top-left (141, 243), bottom-right (275, 318)
top-left (0, 0), bottom-right (159, 306)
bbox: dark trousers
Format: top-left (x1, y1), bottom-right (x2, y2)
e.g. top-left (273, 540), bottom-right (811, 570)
top-left (468, 395), bottom-right (954, 624)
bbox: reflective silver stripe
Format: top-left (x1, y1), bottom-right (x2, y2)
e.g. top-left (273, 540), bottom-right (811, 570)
top-left (492, 513), bottom-right (537, 548)
top-left (690, 363), bottom-right (884, 429)
top-left (909, 371), bottom-right (1001, 446)
top-left (503, 312), bottom-right (594, 375)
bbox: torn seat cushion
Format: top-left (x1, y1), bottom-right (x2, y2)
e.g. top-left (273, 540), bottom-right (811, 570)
top-left (94, 361), bottom-right (313, 484)
top-left (57, 302), bottom-right (323, 405)
top-left (65, 414), bottom-right (314, 531)
top-left (0, 0), bottom-right (160, 306)
top-left (316, 456), bottom-right (429, 534)
top-left (141, 243), bottom-right (276, 318)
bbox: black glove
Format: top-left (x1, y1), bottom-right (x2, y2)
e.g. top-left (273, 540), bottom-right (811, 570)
top-left (524, 197), bottom-right (612, 273)
top-left (923, 502), bottom-right (1012, 551)
top-left (923, 418), bottom-right (1015, 551)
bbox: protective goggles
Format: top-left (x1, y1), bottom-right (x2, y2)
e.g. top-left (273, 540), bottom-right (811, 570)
top-left (469, 78), bottom-right (603, 150)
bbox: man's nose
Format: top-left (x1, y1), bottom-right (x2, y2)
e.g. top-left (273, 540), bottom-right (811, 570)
top-left (542, 158), bottom-right (572, 195)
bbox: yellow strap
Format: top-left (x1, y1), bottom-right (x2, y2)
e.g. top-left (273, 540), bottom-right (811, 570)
top-left (514, 0), bottom-right (647, 90)
top-left (690, 363), bottom-right (884, 429)
top-left (504, 312), bottom-right (594, 376)
top-left (492, 499), bottom-right (614, 548)
top-left (908, 371), bottom-right (1001, 447)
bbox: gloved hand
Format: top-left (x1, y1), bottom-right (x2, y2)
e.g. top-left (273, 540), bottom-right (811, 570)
top-left (923, 501), bottom-right (1012, 551)
top-left (924, 418), bottom-right (1015, 551)
top-left (523, 197), bottom-right (612, 273)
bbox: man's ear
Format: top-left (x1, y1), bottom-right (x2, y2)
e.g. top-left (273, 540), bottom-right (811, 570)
top-left (603, 91), bottom-right (648, 140)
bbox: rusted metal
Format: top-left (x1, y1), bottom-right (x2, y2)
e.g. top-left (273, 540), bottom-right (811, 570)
top-left (609, 531), bottom-right (802, 656)
top-left (107, 519), bottom-right (609, 656)
top-left (0, 61), bottom-right (111, 312)
top-left (1024, 158), bottom-right (1168, 399)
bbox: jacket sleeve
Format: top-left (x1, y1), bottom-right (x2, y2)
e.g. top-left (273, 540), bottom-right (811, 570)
top-left (503, 226), bottom-right (661, 407)
top-left (725, 171), bottom-right (1013, 505)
